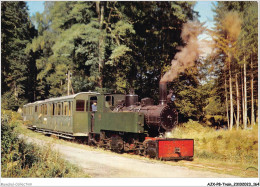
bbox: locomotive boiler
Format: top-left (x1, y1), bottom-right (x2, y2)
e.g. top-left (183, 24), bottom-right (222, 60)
top-left (116, 82), bottom-right (178, 137)
top-left (23, 82), bottom-right (194, 160)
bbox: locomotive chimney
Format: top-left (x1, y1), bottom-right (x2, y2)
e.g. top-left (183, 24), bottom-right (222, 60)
top-left (159, 82), bottom-right (167, 105)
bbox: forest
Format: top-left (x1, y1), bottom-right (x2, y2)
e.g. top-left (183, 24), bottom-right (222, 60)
top-left (1, 1), bottom-right (258, 129)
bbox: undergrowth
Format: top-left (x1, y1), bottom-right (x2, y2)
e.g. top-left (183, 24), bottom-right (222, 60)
top-left (1, 110), bottom-right (90, 178)
top-left (170, 120), bottom-right (258, 168)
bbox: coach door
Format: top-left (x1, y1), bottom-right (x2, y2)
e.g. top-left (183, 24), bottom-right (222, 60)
top-left (87, 96), bottom-right (98, 133)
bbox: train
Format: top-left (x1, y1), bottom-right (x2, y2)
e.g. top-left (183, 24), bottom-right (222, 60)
top-left (22, 82), bottom-right (194, 160)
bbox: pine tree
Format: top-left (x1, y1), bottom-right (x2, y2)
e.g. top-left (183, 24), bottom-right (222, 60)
top-left (211, 1), bottom-right (258, 130)
top-left (1, 1), bottom-right (37, 110)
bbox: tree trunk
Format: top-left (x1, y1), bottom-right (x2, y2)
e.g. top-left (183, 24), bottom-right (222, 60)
top-left (236, 73), bottom-right (239, 130)
top-left (227, 49), bottom-right (233, 131)
top-left (225, 77), bottom-right (229, 129)
top-left (243, 62), bottom-right (247, 129)
top-left (14, 82), bottom-right (18, 101)
top-left (250, 54), bottom-right (255, 126)
top-left (229, 69), bottom-right (233, 130)
top-left (96, 1), bottom-right (105, 88)
top-left (241, 67), bottom-right (244, 128)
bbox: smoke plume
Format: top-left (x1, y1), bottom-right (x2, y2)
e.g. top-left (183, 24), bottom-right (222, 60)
top-left (222, 11), bottom-right (241, 42)
top-left (160, 21), bottom-right (204, 83)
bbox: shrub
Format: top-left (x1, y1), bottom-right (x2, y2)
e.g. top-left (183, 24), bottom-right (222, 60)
top-left (1, 110), bottom-right (89, 178)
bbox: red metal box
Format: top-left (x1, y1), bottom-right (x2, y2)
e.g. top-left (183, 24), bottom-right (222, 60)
top-left (157, 138), bottom-right (194, 160)
top-left (145, 137), bottom-right (194, 160)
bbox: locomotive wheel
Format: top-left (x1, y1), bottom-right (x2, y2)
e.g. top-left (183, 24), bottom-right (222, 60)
top-left (88, 133), bottom-right (97, 146)
top-left (109, 134), bottom-right (124, 152)
top-left (88, 134), bottom-right (92, 146)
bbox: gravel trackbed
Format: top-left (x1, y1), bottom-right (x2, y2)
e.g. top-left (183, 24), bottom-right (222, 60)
top-left (22, 136), bottom-right (236, 178)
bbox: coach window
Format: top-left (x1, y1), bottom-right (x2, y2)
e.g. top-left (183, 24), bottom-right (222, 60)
top-left (76, 100), bottom-right (85, 111)
top-left (69, 102), bottom-right (72, 116)
top-left (44, 104), bottom-right (47, 115)
top-left (61, 102), bottom-right (64, 115)
top-left (52, 104), bottom-right (54, 116)
top-left (64, 102), bottom-right (68, 116)
top-left (54, 103), bottom-right (58, 116)
top-left (48, 104), bottom-right (51, 116)
top-left (57, 103), bottom-right (61, 115)
top-left (50, 104), bottom-right (53, 116)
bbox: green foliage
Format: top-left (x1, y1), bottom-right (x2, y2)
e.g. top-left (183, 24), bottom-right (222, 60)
top-left (4, 1), bottom-right (217, 123)
top-left (1, 2), bottom-right (37, 109)
top-left (1, 110), bottom-right (89, 178)
top-left (21, 1), bottom-right (198, 102)
top-left (109, 45), bottom-right (132, 63)
top-left (168, 59), bottom-right (214, 121)
top-left (1, 111), bottom-right (19, 162)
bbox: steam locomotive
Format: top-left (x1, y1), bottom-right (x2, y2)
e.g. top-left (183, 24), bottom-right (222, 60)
top-left (23, 82), bottom-right (194, 160)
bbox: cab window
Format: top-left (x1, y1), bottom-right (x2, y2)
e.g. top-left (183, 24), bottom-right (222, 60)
top-left (90, 96), bottom-right (97, 112)
top-left (76, 100), bottom-right (85, 111)
top-left (105, 96), bottom-right (114, 108)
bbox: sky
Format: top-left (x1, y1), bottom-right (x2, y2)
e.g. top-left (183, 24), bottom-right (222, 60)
top-left (26, 1), bottom-right (45, 17)
top-left (194, 1), bottom-right (217, 29)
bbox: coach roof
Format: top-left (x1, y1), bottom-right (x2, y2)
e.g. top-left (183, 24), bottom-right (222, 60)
top-left (24, 92), bottom-right (99, 106)
top-left (46, 92), bottom-right (99, 103)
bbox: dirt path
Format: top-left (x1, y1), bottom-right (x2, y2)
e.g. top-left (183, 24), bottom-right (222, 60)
top-left (21, 135), bottom-right (237, 178)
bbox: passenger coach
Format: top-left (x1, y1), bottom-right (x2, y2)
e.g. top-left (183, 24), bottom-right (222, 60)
top-left (23, 92), bottom-right (101, 138)
top-left (23, 92), bottom-right (130, 139)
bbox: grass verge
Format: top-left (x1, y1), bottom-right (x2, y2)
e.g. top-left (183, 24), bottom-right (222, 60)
top-left (1, 110), bottom-right (90, 178)
top-left (168, 119), bottom-right (258, 177)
